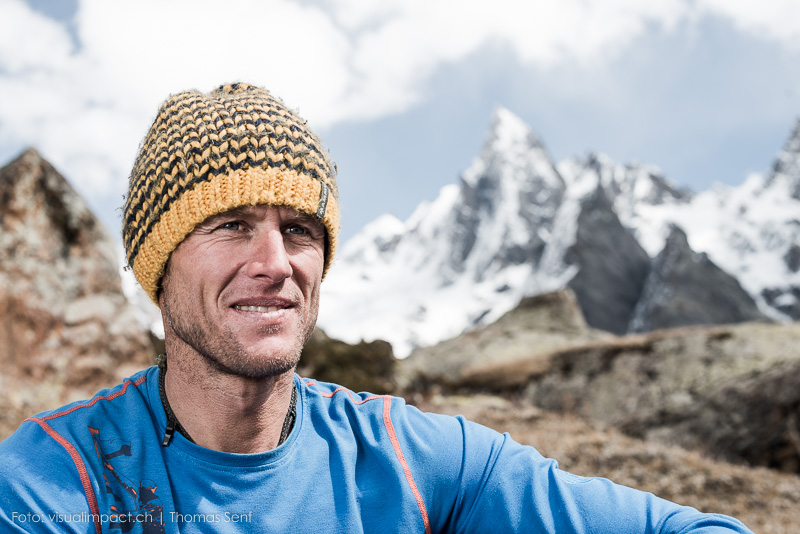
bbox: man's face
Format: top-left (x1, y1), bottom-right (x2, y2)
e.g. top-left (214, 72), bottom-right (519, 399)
top-left (159, 204), bottom-right (325, 378)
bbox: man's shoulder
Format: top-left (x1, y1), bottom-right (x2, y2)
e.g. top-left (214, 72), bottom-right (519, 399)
top-left (297, 376), bottom-right (393, 403)
top-left (296, 375), bottom-right (476, 442)
top-left (32, 366), bottom-right (154, 420)
top-left (0, 366), bottom-right (157, 455)
top-left (0, 368), bottom-right (159, 526)
top-left (297, 376), bottom-right (411, 418)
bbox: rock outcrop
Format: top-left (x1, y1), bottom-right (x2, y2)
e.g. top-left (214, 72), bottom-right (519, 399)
top-left (299, 328), bottom-right (396, 394)
top-left (0, 149), bottom-right (153, 437)
top-left (404, 284), bottom-right (800, 475)
top-left (514, 321), bottom-right (800, 473)
top-left (399, 288), bottom-right (613, 391)
top-left (633, 357), bottom-right (800, 473)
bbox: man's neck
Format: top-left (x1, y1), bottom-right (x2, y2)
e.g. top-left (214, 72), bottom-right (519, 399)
top-left (162, 350), bottom-right (296, 454)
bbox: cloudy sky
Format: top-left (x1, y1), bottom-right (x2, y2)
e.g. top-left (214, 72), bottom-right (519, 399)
top-left (2, 0), bottom-right (800, 243)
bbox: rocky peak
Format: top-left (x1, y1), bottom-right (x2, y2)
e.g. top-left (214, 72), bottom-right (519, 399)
top-left (559, 152), bottom-right (693, 228)
top-left (565, 185), bottom-right (652, 335)
top-left (0, 149), bottom-right (153, 422)
top-left (475, 106), bottom-right (544, 167)
top-left (766, 118), bottom-right (800, 199)
top-left (0, 148), bottom-right (118, 296)
top-left (452, 107), bottom-right (565, 273)
top-left (628, 225), bottom-right (768, 332)
top-left (461, 107), bottom-right (563, 196)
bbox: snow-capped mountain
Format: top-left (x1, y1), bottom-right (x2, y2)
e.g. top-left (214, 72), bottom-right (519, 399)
top-left (318, 109), bottom-right (571, 357)
top-left (318, 108), bottom-right (800, 357)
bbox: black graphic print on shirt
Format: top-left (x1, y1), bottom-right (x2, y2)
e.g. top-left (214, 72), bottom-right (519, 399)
top-left (89, 427), bottom-right (166, 534)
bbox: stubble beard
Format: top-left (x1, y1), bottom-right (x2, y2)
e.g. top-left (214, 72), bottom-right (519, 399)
top-left (162, 290), bottom-right (318, 379)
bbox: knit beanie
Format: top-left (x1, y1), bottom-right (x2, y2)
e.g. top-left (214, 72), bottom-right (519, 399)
top-left (122, 82), bottom-right (339, 305)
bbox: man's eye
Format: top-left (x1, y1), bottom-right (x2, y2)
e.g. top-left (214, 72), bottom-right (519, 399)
top-left (286, 224), bottom-right (307, 235)
top-left (218, 221), bottom-right (242, 231)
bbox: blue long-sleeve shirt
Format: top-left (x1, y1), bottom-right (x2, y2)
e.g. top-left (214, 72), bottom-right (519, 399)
top-left (0, 366), bottom-right (753, 533)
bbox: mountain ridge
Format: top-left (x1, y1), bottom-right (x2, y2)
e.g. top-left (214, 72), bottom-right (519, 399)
top-left (319, 108), bottom-right (799, 356)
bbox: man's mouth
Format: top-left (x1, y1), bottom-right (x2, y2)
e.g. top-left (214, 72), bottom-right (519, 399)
top-left (230, 296), bottom-right (297, 315)
top-left (233, 305), bottom-right (282, 313)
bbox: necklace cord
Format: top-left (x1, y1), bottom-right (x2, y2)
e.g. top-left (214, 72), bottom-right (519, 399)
top-left (157, 354), bottom-right (297, 448)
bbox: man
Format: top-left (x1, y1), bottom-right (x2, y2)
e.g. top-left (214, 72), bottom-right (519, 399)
top-left (0, 83), bottom-right (752, 533)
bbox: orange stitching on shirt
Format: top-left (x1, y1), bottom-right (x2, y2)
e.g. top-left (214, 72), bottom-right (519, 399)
top-left (36, 376), bottom-right (148, 421)
top-left (382, 397), bottom-right (432, 534)
top-left (28, 418), bottom-right (102, 534)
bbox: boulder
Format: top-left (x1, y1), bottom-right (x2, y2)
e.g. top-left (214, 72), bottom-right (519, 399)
top-left (399, 288), bottom-right (613, 391)
top-left (518, 321), bottom-right (800, 473)
top-left (299, 328), bottom-right (396, 394)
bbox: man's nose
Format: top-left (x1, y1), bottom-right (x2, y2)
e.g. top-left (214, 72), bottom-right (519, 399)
top-left (243, 229), bottom-right (292, 282)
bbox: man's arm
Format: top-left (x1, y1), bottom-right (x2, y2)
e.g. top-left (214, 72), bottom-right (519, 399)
top-left (394, 405), bottom-right (753, 533)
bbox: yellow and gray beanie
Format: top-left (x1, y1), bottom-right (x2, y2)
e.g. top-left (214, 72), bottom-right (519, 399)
top-left (122, 82), bottom-right (339, 304)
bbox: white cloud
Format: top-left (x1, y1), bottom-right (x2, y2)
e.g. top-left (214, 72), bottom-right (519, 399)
top-left (323, 0), bottom-right (690, 122)
top-left (698, 0), bottom-right (800, 47)
top-left (1, 0), bottom-right (799, 233)
top-left (73, 0), bottom-right (353, 123)
top-left (1, 0), bottom-right (354, 200)
top-left (0, 0), bottom-right (74, 73)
